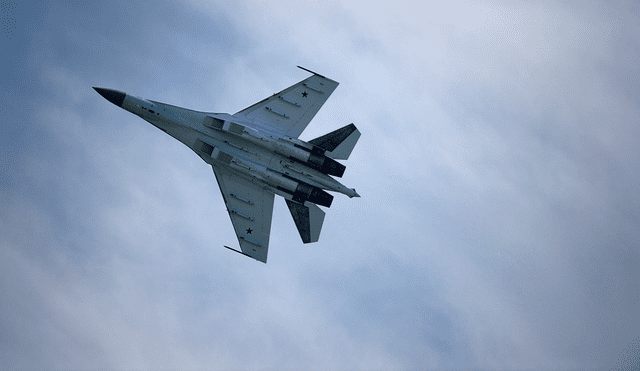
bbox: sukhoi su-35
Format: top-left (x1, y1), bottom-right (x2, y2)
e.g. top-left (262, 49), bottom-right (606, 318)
top-left (94, 66), bottom-right (360, 263)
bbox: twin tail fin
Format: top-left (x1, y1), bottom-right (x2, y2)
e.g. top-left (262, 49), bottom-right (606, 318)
top-left (309, 123), bottom-right (360, 160)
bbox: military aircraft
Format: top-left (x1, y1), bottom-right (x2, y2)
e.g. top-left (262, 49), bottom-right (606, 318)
top-left (94, 66), bottom-right (360, 263)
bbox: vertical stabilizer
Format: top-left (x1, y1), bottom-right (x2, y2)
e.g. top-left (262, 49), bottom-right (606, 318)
top-left (285, 200), bottom-right (325, 243)
top-left (308, 123), bottom-right (361, 160)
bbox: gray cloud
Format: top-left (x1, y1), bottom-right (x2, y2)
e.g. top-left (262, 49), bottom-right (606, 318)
top-left (1, 0), bottom-right (639, 369)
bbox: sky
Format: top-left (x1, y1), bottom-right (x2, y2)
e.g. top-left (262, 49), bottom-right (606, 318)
top-left (1, 0), bottom-right (639, 369)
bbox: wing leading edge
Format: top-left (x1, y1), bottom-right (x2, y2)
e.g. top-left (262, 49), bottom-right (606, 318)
top-left (233, 67), bottom-right (339, 139)
top-left (212, 165), bottom-right (275, 263)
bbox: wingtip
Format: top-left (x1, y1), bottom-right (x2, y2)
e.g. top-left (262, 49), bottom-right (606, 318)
top-left (297, 65), bottom-right (326, 79)
top-left (223, 245), bottom-right (267, 263)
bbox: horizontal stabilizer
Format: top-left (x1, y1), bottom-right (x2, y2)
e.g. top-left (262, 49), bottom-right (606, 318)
top-left (309, 123), bottom-right (360, 160)
top-left (285, 200), bottom-right (325, 244)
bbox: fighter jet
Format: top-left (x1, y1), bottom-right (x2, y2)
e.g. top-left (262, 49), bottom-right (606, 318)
top-left (94, 66), bottom-right (360, 263)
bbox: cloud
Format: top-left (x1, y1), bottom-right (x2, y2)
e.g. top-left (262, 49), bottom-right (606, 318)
top-left (2, 0), bottom-right (639, 369)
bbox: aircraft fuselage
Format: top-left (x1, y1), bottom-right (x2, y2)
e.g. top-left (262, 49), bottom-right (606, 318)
top-left (96, 88), bottom-right (359, 209)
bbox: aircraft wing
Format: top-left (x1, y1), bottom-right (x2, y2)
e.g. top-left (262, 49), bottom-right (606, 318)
top-left (233, 67), bottom-right (339, 138)
top-left (211, 165), bottom-right (275, 263)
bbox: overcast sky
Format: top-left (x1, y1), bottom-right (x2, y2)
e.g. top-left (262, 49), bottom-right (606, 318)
top-left (1, 0), bottom-right (639, 370)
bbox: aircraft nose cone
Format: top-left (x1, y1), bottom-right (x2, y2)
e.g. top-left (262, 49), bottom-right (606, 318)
top-left (93, 87), bottom-right (126, 107)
